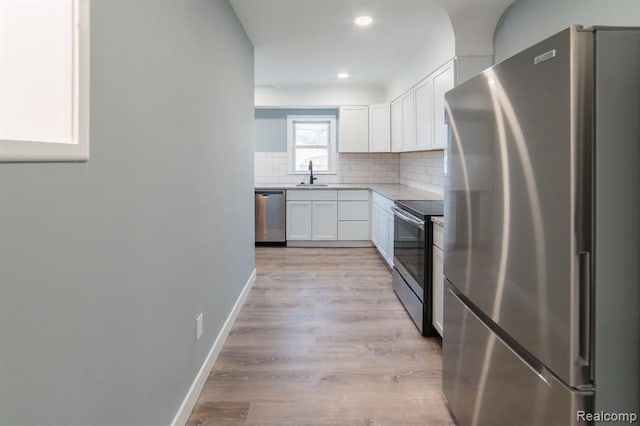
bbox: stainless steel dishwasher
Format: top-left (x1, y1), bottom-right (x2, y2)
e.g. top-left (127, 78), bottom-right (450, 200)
top-left (254, 190), bottom-right (286, 244)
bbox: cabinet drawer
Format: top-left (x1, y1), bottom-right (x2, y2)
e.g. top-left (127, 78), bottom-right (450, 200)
top-left (338, 221), bottom-right (369, 240)
top-left (433, 221), bottom-right (444, 250)
top-left (338, 190), bottom-right (369, 201)
top-left (287, 189), bottom-right (337, 201)
top-left (338, 201), bottom-right (369, 221)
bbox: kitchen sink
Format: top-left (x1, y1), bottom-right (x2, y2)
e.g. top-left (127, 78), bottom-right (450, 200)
top-left (295, 183), bottom-right (329, 187)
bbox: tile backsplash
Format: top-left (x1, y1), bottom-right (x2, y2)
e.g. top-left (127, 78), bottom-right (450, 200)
top-left (255, 152), bottom-right (400, 185)
top-left (400, 151), bottom-right (445, 195)
top-left (255, 150), bottom-right (445, 196)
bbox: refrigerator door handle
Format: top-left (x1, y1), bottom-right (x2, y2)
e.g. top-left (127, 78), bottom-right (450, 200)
top-left (578, 251), bottom-right (592, 366)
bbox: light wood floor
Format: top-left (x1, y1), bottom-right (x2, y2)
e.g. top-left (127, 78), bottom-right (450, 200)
top-left (186, 247), bottom-right (454, 425)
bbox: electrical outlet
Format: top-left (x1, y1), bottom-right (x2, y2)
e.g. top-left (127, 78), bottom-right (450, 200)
top-left (196, 313), bottom-right (203, 340)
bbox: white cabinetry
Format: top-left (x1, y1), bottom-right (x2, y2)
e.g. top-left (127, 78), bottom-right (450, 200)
top-left (369, 103), bottom-right (391, 153)
top-left (287, 190), bottom-right (337, 241)
top-left (371, 192), bottom-right (394, 266)
top-left (401, 91), bottom-right (416, 151)
top-left (432, 61), bottom-right (454, 149)
top-left (390, 59), bottom-right (455, 152)
top-left (312, 201), bottom-right (338, 240)
top-left (286, 201), bottom-right (312, 240)
top-left (391, 98), bottom-right (403, 152)
top-left (287, 189), bottom-right (369, 243)
top-left (432, 221), bottom-right (444, 336)
top-left (339, 106), bottom-right (369, 152)
top-left (337, 190), bottom-right (369, 241)
top-left (415, 77), bottom-right (433, 150)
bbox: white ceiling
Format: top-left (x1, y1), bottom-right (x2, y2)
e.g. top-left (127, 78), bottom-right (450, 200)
top-left (229, 0), bottom-right (454, 89)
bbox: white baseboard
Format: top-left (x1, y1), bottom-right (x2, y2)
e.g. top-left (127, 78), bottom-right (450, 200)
top-left (170, 268), bottom-right (257, 426)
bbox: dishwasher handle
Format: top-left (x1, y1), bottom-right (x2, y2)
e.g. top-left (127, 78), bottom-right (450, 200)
top-left (255, 190), bottom-right (284, 197)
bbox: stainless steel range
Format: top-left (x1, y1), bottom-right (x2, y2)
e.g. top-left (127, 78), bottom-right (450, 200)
top-left (391, 199), bottom-right (443, 336)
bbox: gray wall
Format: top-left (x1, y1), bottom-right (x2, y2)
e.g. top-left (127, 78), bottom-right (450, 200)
top-left (254, 108), bottom-right (339, 152)
top-left (0, 1), bottom-right (254, 425)
top-left (494, 0), bottom-right (640, 62)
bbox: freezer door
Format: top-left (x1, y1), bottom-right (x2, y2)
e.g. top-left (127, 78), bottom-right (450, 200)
top-left (443, 284), bottom-right (594, 426)
top-left (444, 27), bottom-right (593, 388)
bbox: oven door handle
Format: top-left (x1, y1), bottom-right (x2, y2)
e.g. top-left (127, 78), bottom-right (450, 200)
top-left (391, 206), bottom-right (425, 230)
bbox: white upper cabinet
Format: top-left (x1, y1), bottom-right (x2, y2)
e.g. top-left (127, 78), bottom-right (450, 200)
top-left (391, 98), bottom-right (403, 153)
top-left (339, 106), bottom-right (369, 152)
top-left (432, 61), bottom-right (455, 149)
top-left (389, 59), bottom-right (455, 152)
top-left (369, 103), bottom-right (391, 153)
top-left (337, 59), bottom-right (454, 154)
top-left (401, 90), bottom-right (416, 152)
top-left (415, 77), bottom-right (433, 150)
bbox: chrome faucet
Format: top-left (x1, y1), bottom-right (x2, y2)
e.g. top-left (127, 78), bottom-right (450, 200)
top-left (308, 160), bottom-right (317, 185)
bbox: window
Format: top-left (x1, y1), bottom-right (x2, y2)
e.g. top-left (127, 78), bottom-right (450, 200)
top-left (287, 115), bottom-right (336, 174)
top-left (0, 0), bottom-right (89, 162)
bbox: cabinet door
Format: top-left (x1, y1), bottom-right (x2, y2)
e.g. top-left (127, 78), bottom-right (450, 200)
top-left (339, 106), bottom-right (369, 152)
top-left (384, 209), bottom-right (395, 266)
top-left (401, 90), bottom-right (416, 151)
top-left (338, 201), bottom-right (369, 221)
top-left (432, 245), bottom-right (444, 336)
top-left (432, 61), bottom-right (455, 149)
top-left (369, 103), bottom-right (391, 153)
top-left (286, 201), bottom-right (312, 240)
top-left (338, 221), bottom-right (369, 240)
top-left (312, 201), bottom-right (338, 240)
top-left (371, 204), bottom-right (379, 246)
top-left (377, 209), bottom-right (390, 261)
top-left (391, 98), bottom-right (403, 153)
top-left (415, 77), bottom-right (433, 150)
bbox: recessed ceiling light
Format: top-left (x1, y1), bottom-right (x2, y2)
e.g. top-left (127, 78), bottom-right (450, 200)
top-left (337, 72), bottom-right (350, 79)
top-left (354, 16), bottom-right (373, 27)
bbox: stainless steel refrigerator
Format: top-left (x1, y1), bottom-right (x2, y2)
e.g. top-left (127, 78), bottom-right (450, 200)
top-left (443, 26), bottom-right (639, 425)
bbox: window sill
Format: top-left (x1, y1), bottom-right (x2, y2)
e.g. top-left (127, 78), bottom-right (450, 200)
top-left (0, 139), bottom-right (89, 162)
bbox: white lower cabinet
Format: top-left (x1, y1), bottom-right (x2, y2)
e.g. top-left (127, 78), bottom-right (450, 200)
top-left (287, 189), bottom-right (369, 243)
top-left (337, 191), bottom-right (370, 240)
top-left (432, 222), bottom-right (444, 336)
top-left (376, 209), bottom-right (390, 260)
top-left (286, 201), bottom-right (312, 240)
top-left (371, 206), bottom-right (379, 246)
top-left (312, 201), bottom-right (338, 240)
top-left (287, 190), bottom-right (336, 241)
top-left (338, 221), bottom-right (369, 240)
top-left (371, 192), bottom-right (394, 266)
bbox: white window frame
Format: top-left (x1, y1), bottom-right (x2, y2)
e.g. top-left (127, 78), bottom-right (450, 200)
top-left (0, 0), bottom-right (90, 162)
top-left (286, 115), bottom-right (337, 174)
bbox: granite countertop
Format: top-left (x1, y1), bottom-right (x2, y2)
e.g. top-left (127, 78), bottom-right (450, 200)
top-left (255, 183), bottom-right (371, 190)
top-left (254, 183), bottom-right (443, 202)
